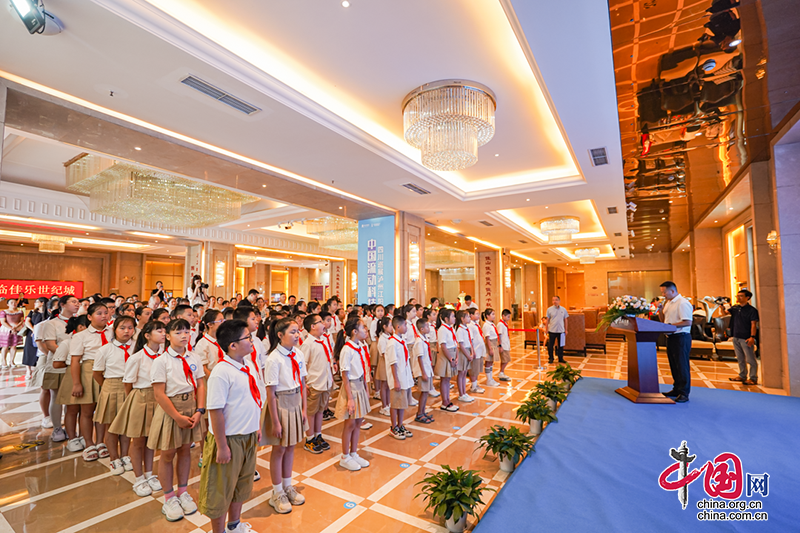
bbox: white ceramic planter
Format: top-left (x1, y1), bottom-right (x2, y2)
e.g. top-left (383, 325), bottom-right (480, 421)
top-left (529, 419), bottom-right (543, 436)
top-left (445, 514), bottom-right (467, 533)
top-left (499, 455), bottom-right (516, 472)
top-left (546, 398), bottom-right (556, 413)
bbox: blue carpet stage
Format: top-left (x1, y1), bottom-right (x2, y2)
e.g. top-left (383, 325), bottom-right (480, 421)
top-left (476, 378), bottom-right (799, 532)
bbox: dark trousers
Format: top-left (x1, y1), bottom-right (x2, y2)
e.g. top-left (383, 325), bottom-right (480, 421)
top-left (666, 333), bottom-right (692, 396)
top-left (547, 332), bottom-right (564, 362)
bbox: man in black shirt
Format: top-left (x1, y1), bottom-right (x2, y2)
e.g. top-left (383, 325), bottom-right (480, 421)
top-left (724, 289), bottom-right (759, 385)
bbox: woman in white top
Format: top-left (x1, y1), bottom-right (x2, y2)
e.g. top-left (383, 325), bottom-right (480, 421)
top-left (110, 321), bottom-right (166, 498)
top-left (93, 316), bottom-right (136, 475)
top-left (148, 318), bottom-right (206, 523)
top-left (186, 275), bottom-right (209, 307)
top-left (333, 318), bottom-right (371, 472)
top-left (61, 303), bottom-right (111, 462)
top-left (261, 318), bottom-right (308, 515)
top-left (435, 309), bottom-right (459, 412)
top-left (482, 308), bottom-right (501, 387)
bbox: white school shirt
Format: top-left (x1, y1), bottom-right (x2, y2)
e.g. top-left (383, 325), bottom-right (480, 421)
top-left (339, 342), bottom-right (368, 381)
top-left (150, 347), bottom-right (204, 397)
top-left (322, 333), bottom-right (334, 356)
top-left (123, 346), bottom-right (162, 389)
top-left (299, 328), bottom-right (309, 346)
top-left (251, 334), bottom-right (268, 373)
top-left (426, 323), bottom-right (438, 344)
top-left (456, 325), bottom-right (472, 353)
top-left (385, 335), bottom-right (414, 390)
top-left (52, 334), bottom-right (73, 369)
top-left (498, 320), bottom-right (511, 351)
top-left (330, 315), bottom-right (343, 335)
top-left (377, 332), bottom-right (390, 356)
top-left (662, 294), bottom-right (694, 335)
top-left (468, 322), bottom-right (486, 359)
top-left (194, 334), bottom-right (222, 371)
top-left (206, 355), bottom-right (265, 436)
top-left (189, 326), bottom-right (200, 349)
top-left (413, 338), bottom-right (433, 378)
top-left (69, 325), bottom-right (112, 363)
top-left (369, 318), bottom-right (380, 342)
top-left (303, 335), bottom-right (334, 392)
top-left (483, 321), bottom-right (499, 342)
top-left (40, 315), bottom-right (69, 346)
top-left (93, 339), bottom-right (133, 378)
top-left (438, 325), bottom-right (458, 351)
top-left (264, 345), bottom-right (308, 392)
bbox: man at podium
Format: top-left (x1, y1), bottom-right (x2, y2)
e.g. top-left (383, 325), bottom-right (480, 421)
top-left (657, 281), bottom-right (694, 403)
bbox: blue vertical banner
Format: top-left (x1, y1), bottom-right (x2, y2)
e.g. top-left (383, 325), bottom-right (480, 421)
top-left (358, 216), bottom-right (395, 304)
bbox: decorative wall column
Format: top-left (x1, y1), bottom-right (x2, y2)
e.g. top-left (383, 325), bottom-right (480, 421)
top-left (329, 261), bottom-right (344, 301)
top-left (475, 250), bottom-right (500, 310)
top-left (690, 228), bottom-right (726, 299)
top-left (0, 81), bottom-right (6, 183)
top-left (397, 212), bottom-right (425, 306)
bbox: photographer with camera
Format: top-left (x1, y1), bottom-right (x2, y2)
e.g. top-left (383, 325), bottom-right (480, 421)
top-left (186, 275), bottom-right (209, 307)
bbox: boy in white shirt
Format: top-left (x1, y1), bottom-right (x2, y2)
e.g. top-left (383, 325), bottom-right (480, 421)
top-left (199, 319), bottom-right (265, 533)
top-left (467, 308), bottom-right (486, 394)
top-left (498, 309), bottom-right (513, 382)
top-left (233, 307), bottom-right (268, 374)
top-left (302, 314), bottom-right (334, 454)
top-left (412, 320), bottom-right (434, 424)
top-left (385, 316), bottom-right (414, 440)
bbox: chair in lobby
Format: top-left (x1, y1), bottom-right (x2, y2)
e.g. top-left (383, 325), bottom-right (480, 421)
top-left (563, 312), bottom-right (587, 356)
top-left (523, 311), bottom-right (540, 350)
top-left (583, 308), bottom-right (608, 353)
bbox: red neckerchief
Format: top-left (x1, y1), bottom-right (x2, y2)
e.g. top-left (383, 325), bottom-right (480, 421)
top-left (422, 337), bottom-right (432, 363)
top-left (222, 359), bottom-right (262, 409)
top-left (346, 341), bottom-right (369, 378)
top-left (500, 320), bottom-right (509, 335)
top-left (175, 350), bottom-right (197, 394)
top-left (298, 329), bottom-right (305, 346)
top-left (120, 342), bottom-right (132, 362)
top-left (490, 322), bottom-right (500, 339)
top-left (460, 324), bottom-right (473, 349)
top-left (323, 333), bottom-right (334, 353)
top-left (144, 346), bottom-right (161, 360)
top-left (107, 319), bottom-right (115, 327)
top-left (250, 345), bottom-right (259, 369)
top-left (56, 314), bottom-right (69, 324)
top-left (94, 328), bottom-right (109, 345)
top-left (203, 334), bottom-right (224, 362)
top-left (314, 338), bottom-right (331, 363)
top-left (412, 323), bottom-right (420, 339)
top-left (443, 324), bottom-right (457, 343)
top-left (283, 346), bottom-right (302, 389)
top-left (392, 335), bottom-right (409, 364)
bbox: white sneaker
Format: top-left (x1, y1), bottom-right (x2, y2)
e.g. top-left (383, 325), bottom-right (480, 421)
top-left (79, 436), bottom-right (86, 446)
top-left (229, 522), bottom-right (256, 533)
top-left (360, 421), bottom-right (373, 430)
top-left (269, 490), bottom-right (292, 514)
top-left (51, 428), bottom-right (67, 442)
top-left (339, 455), bottom-right (362, 471)
top-left (66, 437), bottom-right (84, 452)
top-left (41, 416), bottom-right (53, 429)
top-left (458, 394), bottom-right (475, 403)
top-left (147, 475), bottom-right (163, 492)
top-left (379, 406), bottom-right (390, 417)
top-left (430, 390), bottom-right (441, 397)
top-left (284, 484), bottom-right (305, 505)
top-left (162, 497), bottom-right (184, 522)
top-left (485, 377), bottom-right (499, 387)
top-left (471, 385), bottom-right (485, 394)
top-left (254, 470), bottom-right (261, 482)
top-left (409, 398), bottom-right (419, 406)
top-left (449, 383), bottom-right (455, 389)
top-left (133, 479), bottom-right (153, 497)
top-left (121, 456), bottom-right (133, 471)
top-left (350, 453), bottom-right (370, 468)
top-left (498, 373), bottom-right (511, 382)
top-left (109, 459), bottom-right (125, 475)
top-left (178, 492), bottom-right (197, 515)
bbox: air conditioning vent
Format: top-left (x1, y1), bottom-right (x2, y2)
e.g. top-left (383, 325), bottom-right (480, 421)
top-left (180, 75), bottom-right (261, 115)
top-left (607, 206), bottom-right (618, 214)
top-left (518, 239), bottom-right (528, 244)
top-left (478, 220), bottom-right (494, 227)
top-left (401, 183), bottom-right (432, 195)
top-left (589, 147), bottom-right (609, 166)
top-left (614, 232), bottom-right (622, 237)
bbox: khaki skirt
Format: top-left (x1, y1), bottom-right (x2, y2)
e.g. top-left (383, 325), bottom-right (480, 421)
top-left (110, 387), bottom-right (156, 438)
top-left (430, 341), bottom-right (439, 369)
top-left (486, 338), bottom-right (499, 363)
top-left (42, 371), bottom-right (65, 391)
top-left (369, 340), bottom-right (379, 369)
top-left (56, 361), bottom-right (101, 405)
top-left (94, 377), bottom-right (126, 424)
top-left (260, 387), bottom-right (307, 448)
top-left (457, 349), bottom-right (472, 373)
top-left (334, 378), bottom-right (370, 420)
top-left (434, 347), bottom-right (456, 378)
top-left (375, 349), bottom-right (388, 381)
top-left (147, 393), bottom-right (205, 450)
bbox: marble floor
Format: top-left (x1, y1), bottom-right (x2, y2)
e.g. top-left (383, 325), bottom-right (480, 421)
top-left (0, 333), bottom-right (779, 533)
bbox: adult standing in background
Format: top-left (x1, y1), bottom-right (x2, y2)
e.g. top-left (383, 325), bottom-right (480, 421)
top-left (187, 275), bottom-right (209, 307)
top-left (429, 297), bottom-right (440, 310)
top-left (150, 281), bottom-right (167, 307)
top-left (463, 295), bottom-right (478, 310)
top-left (657, 281), bottom-right (693, 403)
top-left (544, 296), bottom-right (568, 364)
top-left (724, 289), bottom-right (760, 385)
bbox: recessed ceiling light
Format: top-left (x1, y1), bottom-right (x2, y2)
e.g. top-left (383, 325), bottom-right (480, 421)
top-left (669, 200), bottom-right (673, 204)
top-left (262, 184), bottom-right (266, 188)
top-left (714, 220), bottom-right (718, 223)
top-left (728, 39), bottom-right (741, 47)
top-left (134, 146), bottom-right (141, 151)
top-left (661, 217), bottom-right (665, 220)
top-left (729, 207), bottom-right (734, 210)
top-left (339, 206), bottom-right (343, 209)
top-left (155, 240), bottom-right (158, 243)
top-left (526, 198), bottom-right (530, 201)
top-left (495, 154), bottom-right (499, 157)
top-left (657, 229), bottom-right (660, 231)
top-left (341, 0), bottom-right (350, 6)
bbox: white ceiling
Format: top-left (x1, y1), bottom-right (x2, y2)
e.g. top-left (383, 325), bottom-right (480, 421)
top-left (0, 0), bottom-right (629, 265)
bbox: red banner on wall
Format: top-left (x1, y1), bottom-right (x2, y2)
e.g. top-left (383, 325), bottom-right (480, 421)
top-left (0, 280), bottom-right (84, 298)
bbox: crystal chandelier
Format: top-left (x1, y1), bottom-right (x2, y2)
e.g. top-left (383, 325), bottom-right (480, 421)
top-left (574, 248), bottom-right (600, 264)
top-left (65, 154), bottom-right (259, 230)
top-left (539, 216), bottom-right (580, 244)
top-left (303, 217), bottom-right (358, 251)
top-left (403, 79), bottom-right (496, 171)
top-left (31, 234), bottom-right (72, 253)
top-left (425, 245), bottom-right (473, 267)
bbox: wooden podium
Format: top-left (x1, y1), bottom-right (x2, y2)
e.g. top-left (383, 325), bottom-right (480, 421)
top-left (610, 317), bottom-right (676, 404)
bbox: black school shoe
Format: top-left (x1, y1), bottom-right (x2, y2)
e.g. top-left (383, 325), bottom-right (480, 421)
top-left (322, 409), bottom-right (335, 421)
top-left (315, 434), bottom-right (331, 451)
top-left (304, 438), bottom-right (323, 454)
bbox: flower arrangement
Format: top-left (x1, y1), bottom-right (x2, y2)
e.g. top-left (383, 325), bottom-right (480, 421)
top-left (597, 295), bottom-right (650, 330)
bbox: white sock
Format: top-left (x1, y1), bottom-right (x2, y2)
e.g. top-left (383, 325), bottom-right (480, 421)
top-left (135, 475), bottom-right (145, 483)
top-left (145, 471), bottom-right (153, 479)
top-left (471, 381), bottom-right (477, 387)
top-left (350, 452), bottom-right (358, 458)
top-left (315, 432), bottom-right (321, 438)
top-left (273, 483), bottom-right (283, 494)
top-left (282, 477), bottom-right (292, 489)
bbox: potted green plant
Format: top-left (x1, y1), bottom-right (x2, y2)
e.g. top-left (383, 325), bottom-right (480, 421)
top-left (547, 363), bottom-right (583, 391)
top-left (477, 425), bottom-right (535, 473)
top-left (415, 466), bottom-right (495, 533)
top-left (515, 393), bottom-right (557, 436)
top-left (535, 380), bottom-right (567, 412)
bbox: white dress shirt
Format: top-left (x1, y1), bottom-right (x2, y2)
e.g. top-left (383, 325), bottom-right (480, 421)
top-left (206, 355), bottom-right (265, 436)
top-left (264, 345), bottom-right (308, 391)
top-left (468, 322), bottom-right (486, 359)
top-left (438, 325), bottom-right (458, 351)
top-left (150, 347), bottom-right (204, 397)
top-left (385, 335), bottom-right (414, 390)
top-left (123, 346), bottom-right (162, 389)
top-left (662, 294), bottom-right (694, 335)
top-left (303, 335), bottom-right (334, 391)
top-left (93, 339), bottom-right (133, 378)
top-left (339, 342), bottom-right (368, 381)
top-left (70, 325), bottom-right (112, 362)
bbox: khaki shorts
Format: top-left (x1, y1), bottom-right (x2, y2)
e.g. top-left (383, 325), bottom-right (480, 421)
top-left (307, 387), bottom-right (331, 417)
top-left (390, 388), bottom-right (409, 409)
top-left (470, 356), bottom-right (484, 377)
top-left (198, 431), bottom-right (258, 519)
top-left (500, 349), bottom-right (511, 364)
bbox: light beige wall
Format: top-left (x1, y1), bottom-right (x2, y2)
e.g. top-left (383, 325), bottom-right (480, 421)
top-left (692, 227), bottom-right (726, 300)
top-left (565, 273), bottom-right (585, 309)
top-left (583, 254), bottom-right (672, 307)
top-left (671, 250), bottom-right (692, 302)
top-left (109, 252), bottom-right (143, 297)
